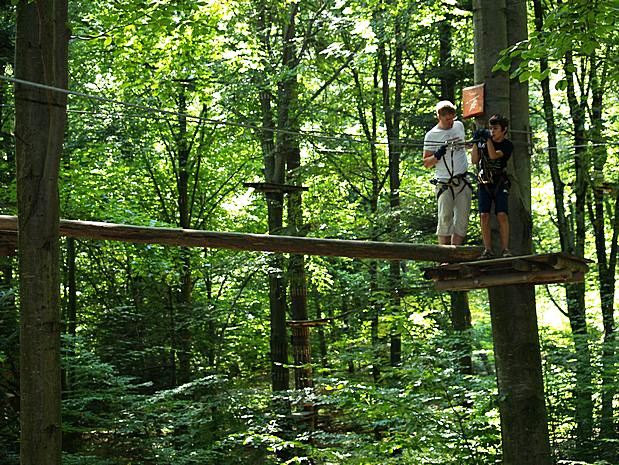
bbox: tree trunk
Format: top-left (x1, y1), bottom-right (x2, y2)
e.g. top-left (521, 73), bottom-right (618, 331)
top-left (474, 1), bottom-right (551, 463)
top-left (438, 18), bottom-right (455, 103)
top-left (176, 87), bottom-right (193, 385)
top-left (563, 50), bottom-right (596, 451)
top-left (63, 237), bottom-right (77, 392)
top-left (256, 4), bottom-right (290, 391)
top-left (312, 286), bottom-right (328, 367)
top-left (15, 0), bottom-right (69, 463)
top-left (588, 56), bottom-right (617, 441)
top-left (449, 291), bottom-right (472, 374)
top-left (278, 2), bottom-right (312, 390)
top-left (377, 4), bottom-right (403, 367)
top-left (532, 0), bottom-right (594, 450)
top-left (353, 58), bottom-right (384, 380)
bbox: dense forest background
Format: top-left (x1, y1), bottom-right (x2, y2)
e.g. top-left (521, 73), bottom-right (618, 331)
top-left (1, 0), bottom-right (618, 464)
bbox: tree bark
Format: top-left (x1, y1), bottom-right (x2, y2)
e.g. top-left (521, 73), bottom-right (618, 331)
top-left (474, 1), bottom-right (551, 463)
top-left (15, 0), bottom-right (69, 463)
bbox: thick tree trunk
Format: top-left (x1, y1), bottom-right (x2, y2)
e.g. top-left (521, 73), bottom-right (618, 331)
top-left (474, 1), bottom-right (551, 463)
top-left (15, 0), bottom-right (69, 463)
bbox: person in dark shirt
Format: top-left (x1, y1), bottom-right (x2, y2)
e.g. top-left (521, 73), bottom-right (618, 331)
top-left (471, 114), bottom-right (514, 259)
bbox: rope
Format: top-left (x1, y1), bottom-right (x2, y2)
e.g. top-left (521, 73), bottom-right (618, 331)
top-left (2, 74), bottom-right (618, 153)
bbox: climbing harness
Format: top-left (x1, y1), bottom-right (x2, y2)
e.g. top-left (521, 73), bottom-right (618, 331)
top-left (431, 140), bottom-right (475, 200)
top-left (477, 142), bottom-right (510, 199)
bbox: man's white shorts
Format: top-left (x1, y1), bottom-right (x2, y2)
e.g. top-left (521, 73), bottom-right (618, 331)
top-left (436, 184), bottom-right (472, 238)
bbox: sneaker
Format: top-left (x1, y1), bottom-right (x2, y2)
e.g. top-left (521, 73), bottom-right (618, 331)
top-left (479, 249), bottom-right (494, 260)
top-left (501, 249), bottom-right (513, 258)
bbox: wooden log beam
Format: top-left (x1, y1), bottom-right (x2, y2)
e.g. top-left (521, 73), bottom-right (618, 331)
top-left (0, 215), bottom-right (482, 262)
top-left (434, 269), bottom-right (584, 292)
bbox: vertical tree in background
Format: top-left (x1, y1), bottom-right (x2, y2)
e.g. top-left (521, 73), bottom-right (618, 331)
top-left (375, 0), bottom-right (404, 368)
top-left (254, 0), bottom-right (290, 391)
top-left (531, 0), bottom-right (594, 452)
top-left (281, 1), bottom-right (313, 389)
top-left (14, 0), bottom-right (69, 463)
top-left (473, 0), bottom-right (551, 463)
top-left (439, 8), bottom-right (473, 375)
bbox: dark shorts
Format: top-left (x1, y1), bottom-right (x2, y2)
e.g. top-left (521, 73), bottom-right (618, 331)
top-left (478, 182), bottom-right (509, 214)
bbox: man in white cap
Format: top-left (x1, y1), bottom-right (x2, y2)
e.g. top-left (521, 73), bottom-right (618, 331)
top-left (423, 100), bottom-right (472, 246)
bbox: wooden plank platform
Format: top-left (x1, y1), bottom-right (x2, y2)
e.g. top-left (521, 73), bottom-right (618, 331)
top-left (423, 252), bottom-right (590, 291)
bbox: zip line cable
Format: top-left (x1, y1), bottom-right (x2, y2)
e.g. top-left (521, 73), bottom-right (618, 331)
top-left (2, 74), bottom-right (618, 153)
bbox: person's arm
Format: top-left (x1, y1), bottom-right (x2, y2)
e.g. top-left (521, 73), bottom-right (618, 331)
top-left (423, 143), bottom-right (447, 168)
top-left (486, 139), bottom-right (505, 160)
top-left (423, 149), bottom-right (438, 168)
top-left (471, 143), bottom-right (480, 165)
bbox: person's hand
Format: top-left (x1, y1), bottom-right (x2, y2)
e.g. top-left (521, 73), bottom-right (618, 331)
top-left (434, 145), bottom-right (447, 160)
top-left (473, 128), bottom-right (491, 141)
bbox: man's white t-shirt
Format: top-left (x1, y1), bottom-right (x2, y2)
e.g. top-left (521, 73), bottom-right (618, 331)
top-left (423, 120), bottom-right (468, 181)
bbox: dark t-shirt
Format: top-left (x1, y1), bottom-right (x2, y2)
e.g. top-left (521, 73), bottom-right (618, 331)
top-left (477, 138), bottom-right (513, 182)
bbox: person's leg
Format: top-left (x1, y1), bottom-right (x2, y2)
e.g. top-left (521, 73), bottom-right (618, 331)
top-left (497, 212), bottom-right (509, 251)
top-left (436, 185), bottom-right (455, 245)
top-left (438, 235), bottom-right (451, 245)
top-left (494, 187), bottom-right (510, 255)
top-left (452, 185), bottom-right (472, 245)
top-left (480, 212), bottom-right (492, 250)
top-left (477, 185), bottom-right (493, 255)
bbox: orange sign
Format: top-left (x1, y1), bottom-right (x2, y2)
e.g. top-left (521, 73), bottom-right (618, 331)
top-left (462, 84), bottom-right (485, 118)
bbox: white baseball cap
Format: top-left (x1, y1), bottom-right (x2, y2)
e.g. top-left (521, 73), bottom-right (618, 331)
top-left (435, 100), bottom-right (456, 113)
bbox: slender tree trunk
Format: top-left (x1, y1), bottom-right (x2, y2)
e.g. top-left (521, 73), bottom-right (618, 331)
top-left (176, 87), bottom-right (193, 385)
top-left (256, 5), bottom-right (289, 391)
top-left (588, 56), bottom-right (617, 441)
top-left (277, 2), bottom-right (313, 390)
top-left (449, 292), bottom-right (472, 374)
top-left (15, 1), bottom-right (69, 463)
top-left (440, 13), bottom-right (473, 375)
top-left (534, 0), bottom-right (594, 448)
top-left (377, 3), bottom-right (403, 367)
top-left (474, 1), bottom-right (551, 463)
top-left (562, 50), bottom-right (596, 453)
top-left (63, 237), bottom-right (77, 392)
top-left (262, 93), bottom-right (289, 391)
top-left (438, 18), bottom-right (455, 103)
top-left (312, 286), bottom-right (328, 367)
top-left (352, 60), bottom-right (383, 380)
top-left (267, 195), bottom-right (289, 391)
